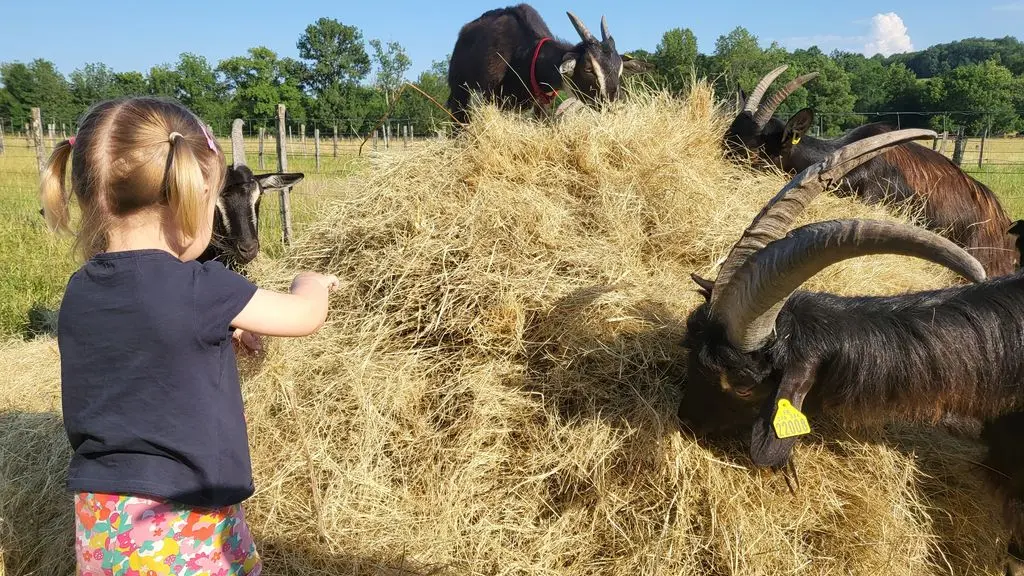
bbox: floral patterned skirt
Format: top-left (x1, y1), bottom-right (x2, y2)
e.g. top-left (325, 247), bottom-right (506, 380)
top-left (74, 492), bottom-right (261, 576)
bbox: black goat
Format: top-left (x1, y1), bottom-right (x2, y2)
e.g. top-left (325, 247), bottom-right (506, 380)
top-left (724, 65), bottom-right (1017, 278)
top-left (680, 128), bottom-right (1024, 575)
top-left (198, 119), bottom-right (304, 268)
top-left (446, 4), bottom-right (651, 124)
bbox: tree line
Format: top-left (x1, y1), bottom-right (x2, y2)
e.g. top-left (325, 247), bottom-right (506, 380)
top-left (1, 19), bottom-right (1022, 137)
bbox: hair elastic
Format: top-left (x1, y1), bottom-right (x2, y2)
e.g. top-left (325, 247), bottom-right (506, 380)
top-left (168, 132), bottom-right (184, 143)
top-left (68, 136), bottom-right (76, 147)
top-left (198, 123), bottom-right (216, 151)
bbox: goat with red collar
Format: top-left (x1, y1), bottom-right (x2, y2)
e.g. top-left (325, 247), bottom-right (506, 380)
top-left (445, 4), bottom-right (651, 125)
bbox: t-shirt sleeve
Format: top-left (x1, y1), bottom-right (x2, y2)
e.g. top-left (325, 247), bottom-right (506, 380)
top-left (193, 261), bottom-right (259, 344)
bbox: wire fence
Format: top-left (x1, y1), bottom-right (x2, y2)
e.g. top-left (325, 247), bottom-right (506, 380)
top-left (2, 108), bottom-right (1023, 246)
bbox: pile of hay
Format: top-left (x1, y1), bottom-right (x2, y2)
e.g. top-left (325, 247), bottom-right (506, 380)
top-left (0, 84), bottom-right (1008, 576)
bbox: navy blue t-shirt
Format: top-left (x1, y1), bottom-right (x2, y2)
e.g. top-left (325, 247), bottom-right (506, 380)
top-left (58, 249), bottom-right (259, 508)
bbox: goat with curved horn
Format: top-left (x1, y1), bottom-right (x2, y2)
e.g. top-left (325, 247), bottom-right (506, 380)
top-left (742, 65), bottom-right (788, 114)
top-left (722, 63), bottom-right (1017, 278)
top-left (751, 72), bottom-right (819, 130)
top-left (682, 126), bottom-right (1024, 576)
top-left (600, 15), bottom-right (611, 43)
top-left (711, 127), bottom-right (939, 318)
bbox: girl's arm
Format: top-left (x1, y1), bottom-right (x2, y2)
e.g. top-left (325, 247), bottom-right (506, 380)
top-left (230, 272), bottom-right (340, 337)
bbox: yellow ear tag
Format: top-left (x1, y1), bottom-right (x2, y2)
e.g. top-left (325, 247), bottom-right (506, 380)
top-left (773, 399), bottom-right (811, 439)
top-left (791, 135), bottom-right (801, 145)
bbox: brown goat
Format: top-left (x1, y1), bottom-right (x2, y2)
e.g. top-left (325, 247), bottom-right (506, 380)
top-left (724, 66), bottom-right (1017, 277)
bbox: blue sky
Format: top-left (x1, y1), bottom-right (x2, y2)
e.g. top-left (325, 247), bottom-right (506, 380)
top-left (1, 0), bottom-right (1021, 79)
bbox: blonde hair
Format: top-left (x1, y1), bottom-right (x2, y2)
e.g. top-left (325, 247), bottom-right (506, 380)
top-left (39, 97), bottom-right (227, 259)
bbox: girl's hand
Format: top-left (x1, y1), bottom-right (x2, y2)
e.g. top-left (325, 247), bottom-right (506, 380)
top-left (232, 328), bottom-right (264, 355)
top-left (296, 271), bottom-right (340, 292)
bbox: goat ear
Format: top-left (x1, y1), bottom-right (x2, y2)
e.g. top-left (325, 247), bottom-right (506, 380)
top-left (255, 172), bottom-right (305, 191)
top-left (621, 55), bottom-right (653, 76)
top-left (690, 273), bottom-right (714, 301)
top-left (749, 364), bottom-right (815, 469)
top-left (559, 53), bottom-right (578, 76)
top-left (736, 89), bottom-right (747, 113)
top-left (783, 108), bottom-right (814, 147)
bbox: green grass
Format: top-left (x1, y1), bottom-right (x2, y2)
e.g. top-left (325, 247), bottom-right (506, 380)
top-left (0, 136), bottom-right (368, 339)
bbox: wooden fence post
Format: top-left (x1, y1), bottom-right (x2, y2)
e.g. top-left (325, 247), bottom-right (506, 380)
top-left (403, 125), bottom-right (409, 148)
top-left (258, 127), bottom-right (266, 170)
top-left (410, 125), bottom-right (414, 143)
top-left (384, 123), bottom-right (390, 149)
top-left (300, 123), bottom-right (306, 154)
top-left (332, 125), bottom-right (338, 158)
top-left (978, 124), bottom-right (989, 169)
top-left (952, 128), bottom-right (967, 167)
top-left (0, 120), bottom-right (5, 156)
top-left (61, 123), bottom-right (67, 140)
top-left (314, 128), bottom-right (321, 172)
top-left (31, 108), bottom-right (46, 174)
top-left (373, 130), bottom-right (378, 150)
top-left (276, 104), bottom-right (293, 246)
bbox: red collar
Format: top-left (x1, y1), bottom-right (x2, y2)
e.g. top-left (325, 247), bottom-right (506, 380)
top-left (530, 37), bottom-right (558, 107)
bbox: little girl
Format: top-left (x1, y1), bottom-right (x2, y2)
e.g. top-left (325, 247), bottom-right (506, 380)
top-left (40, 96), bottom-right (338, 575)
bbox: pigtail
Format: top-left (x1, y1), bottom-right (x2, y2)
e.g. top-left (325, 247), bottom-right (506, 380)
top-left (39, 139), bottom-right (74, 233)
top-left (165, 133), bottom-right (206, 240)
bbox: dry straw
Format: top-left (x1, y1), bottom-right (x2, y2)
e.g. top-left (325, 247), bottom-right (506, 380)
top-left (0, 83), bottom-right (1008, 575)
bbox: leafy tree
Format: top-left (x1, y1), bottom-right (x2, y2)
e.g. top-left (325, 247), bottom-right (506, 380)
top-left (147, 65), bottom-right (179, 97)
top-left (297, 18), bottom-right (371, 93)
top-left (70, 63), bottom-right (118, 109)
top-left (218, 47), bottom-right (306, 122)
top-left (653, 28), bottom-right (699, 93)
top-left (833, 51), bottom-right (888, 113)
top-left (175, 54), bottom-right (227, 125)
top-left (395, 57), bottom-right (451, 133)
top-left (113, 72), bottom-right (148, 96)
top-left (0, 59), bottom-right (75, 124)
top-left (712, 26), bottom-right (770, 96)
top-left (933, 59), bottom-right (1018, 133)
top-left (369, 39), bottom-right (411, 108)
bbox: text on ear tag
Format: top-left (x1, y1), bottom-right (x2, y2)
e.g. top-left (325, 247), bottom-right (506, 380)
top-left (773, 399), bottom-right (811, 439)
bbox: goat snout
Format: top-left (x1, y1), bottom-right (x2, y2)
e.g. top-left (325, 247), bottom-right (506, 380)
top-left (237, 240), bottom-right (260, 262)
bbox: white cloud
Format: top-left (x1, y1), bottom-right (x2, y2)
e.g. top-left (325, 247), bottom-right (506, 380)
top-left (864, 13), bottom-right (914, 56)
top-left (993, 1), bottom-right (1024, 11)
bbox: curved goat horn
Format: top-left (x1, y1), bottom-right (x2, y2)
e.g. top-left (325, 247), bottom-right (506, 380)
top-left (600, 15), bottom-right (611, 43)
top-left (743, 65), bottom-right (788, 114)
top-left (716, 219), bottom-right (984, 352)
top-left (709, 128), bottom-right (939, 347)
top-left (752, 72), bottom-right (819, 129)
top-left (231, 118), bottom-right (247, 169)
top-left (567, 11), bottom-right (596, 43)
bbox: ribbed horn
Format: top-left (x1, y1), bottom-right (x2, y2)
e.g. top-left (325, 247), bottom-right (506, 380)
top-left (567, 11), bottom-right (596, 43)
top-left (710, 128), bottom-right (938, 317)
top-left (231, 118), bottom-right (246, 168)
top-left (743, 65), bottom-right (788, 114)
top-left (752, 72), bottom-right (819, 129)
top-left (600, 15), bottom-right (611, 43)
top-left (715, 219), bottom-right (985, 352)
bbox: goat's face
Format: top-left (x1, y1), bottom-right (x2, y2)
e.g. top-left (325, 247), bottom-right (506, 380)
top-left (678, 275), bottom-right (774, 437)
top-left (558, 13), bottom-right (651, 105)
top-left (211, 165), bottom-right (304, 266)
top-left (724, 108), bottom-right (814, 173)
